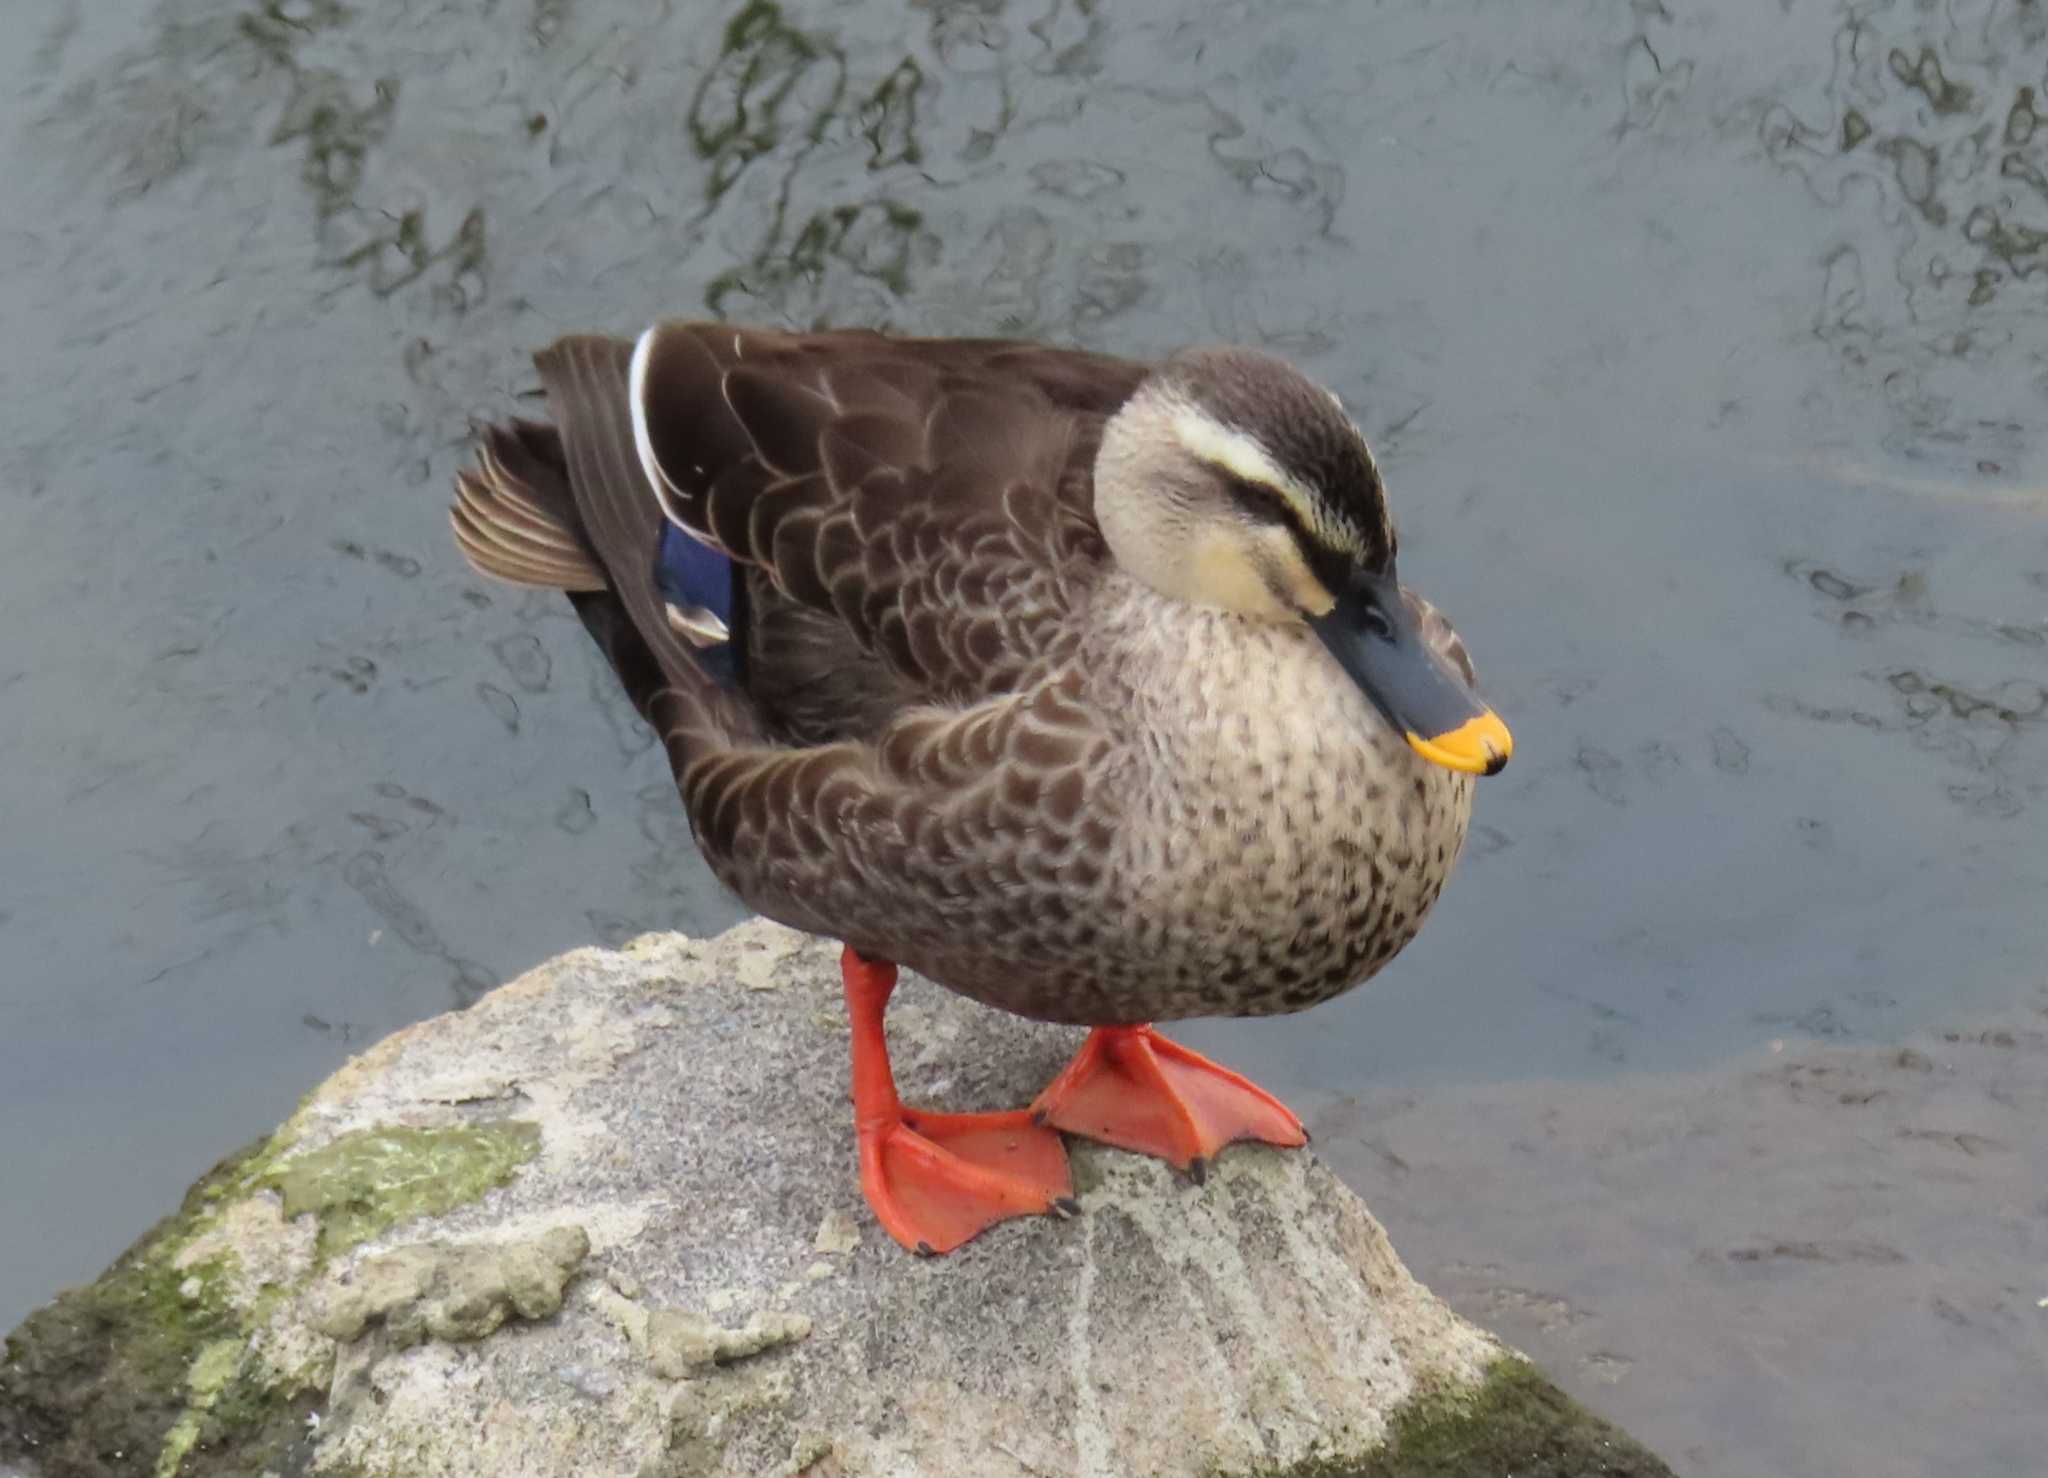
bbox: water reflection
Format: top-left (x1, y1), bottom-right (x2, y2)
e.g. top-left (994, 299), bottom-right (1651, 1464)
top-left (1761, 0), bottom-right (2048, 467)
top-left (3, 0), bottom-right (2046, 1468)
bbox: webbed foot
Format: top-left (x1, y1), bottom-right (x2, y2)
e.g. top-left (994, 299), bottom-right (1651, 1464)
top-left (1030, 1025), bottom-right (1306, 1175)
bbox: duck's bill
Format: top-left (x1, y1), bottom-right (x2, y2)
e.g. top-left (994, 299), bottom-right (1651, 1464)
top-left (1308, 575), bottom-right (1513, 777)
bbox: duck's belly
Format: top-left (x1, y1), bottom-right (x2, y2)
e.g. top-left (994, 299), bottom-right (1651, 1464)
top-left (908, 614), bottom-right (1476, 1025)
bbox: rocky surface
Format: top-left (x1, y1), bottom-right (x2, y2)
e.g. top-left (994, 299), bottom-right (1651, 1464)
top-left (0, 922), bottom-right (1673, 1477)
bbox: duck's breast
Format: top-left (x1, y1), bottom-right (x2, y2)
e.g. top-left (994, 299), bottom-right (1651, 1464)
top-left (1074, 588), bottom-right (1475, 1021)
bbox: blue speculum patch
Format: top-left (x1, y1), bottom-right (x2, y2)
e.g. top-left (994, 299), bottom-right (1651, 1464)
top-left (655, 520), bottom-right (734, 629)
top-left (655, 519), bottom-right (739, 684)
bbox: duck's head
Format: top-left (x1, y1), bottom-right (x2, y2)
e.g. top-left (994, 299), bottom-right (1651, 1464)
top-left (1095, 346), bottom-right (1512, 776)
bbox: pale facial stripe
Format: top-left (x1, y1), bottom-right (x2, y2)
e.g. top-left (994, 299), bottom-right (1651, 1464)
top-left (1167, 401), bottom-right (1386, 558)
top-left (1168, 403), bottom-right (1322, 528)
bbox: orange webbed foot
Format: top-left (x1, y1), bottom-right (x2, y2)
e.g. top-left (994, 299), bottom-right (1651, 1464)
top-left (1030, 1025), bottom-right (1307, 1180)
top-left (841, 946), bottom-right (1074, 1254)
top-left (860, 1106), bottom-right (1075, 1256)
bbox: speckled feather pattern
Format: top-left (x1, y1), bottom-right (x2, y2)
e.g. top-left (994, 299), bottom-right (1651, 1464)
top-left (457, 325), bottom-right (1475, 1026)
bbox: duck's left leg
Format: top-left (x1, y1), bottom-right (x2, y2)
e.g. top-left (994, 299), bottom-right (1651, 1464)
top-left (842, 946), bottom-right (1075, 1254)
top-left (1029, 1026), bottom-right (1307, 1181)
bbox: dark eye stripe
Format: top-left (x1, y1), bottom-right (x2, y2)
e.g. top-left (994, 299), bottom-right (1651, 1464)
top-left (1220, 473), bottom-right (1356, 590)
top-left (1221, 472), bottom-right (1310, 537)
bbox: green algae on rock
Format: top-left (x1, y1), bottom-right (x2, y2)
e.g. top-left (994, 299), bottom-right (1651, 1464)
top-left (0, 1135), bottom-right (323, 1478)
top-left (151, 1339), bottom-right (247, 1478)
top-left (262, 1122), bottom-right (542, 1262)
top-left (1217, 1360), bottom-right (1678, 1478)
top-left (0, 1116), bottom-right (547, 1476)
top-left (1359, 1360), bottom-right (1676, 1478)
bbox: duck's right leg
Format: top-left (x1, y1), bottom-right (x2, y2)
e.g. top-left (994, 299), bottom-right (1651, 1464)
top-left (841, 946), bottom-right (1076, 1254)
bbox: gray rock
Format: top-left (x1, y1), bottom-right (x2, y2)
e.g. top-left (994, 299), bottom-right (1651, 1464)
top-left (0, 921), bottom-right (1673, 1477)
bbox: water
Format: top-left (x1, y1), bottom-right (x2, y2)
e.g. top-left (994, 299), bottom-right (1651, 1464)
top-left (3, 1), bottom-right (2044, 1471)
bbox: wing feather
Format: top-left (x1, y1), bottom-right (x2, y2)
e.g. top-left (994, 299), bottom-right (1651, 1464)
top-left (626, 320), bottom-right (1146, 706)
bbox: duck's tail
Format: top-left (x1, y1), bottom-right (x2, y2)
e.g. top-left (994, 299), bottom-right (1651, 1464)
top-left (450, 335), bottom-right (763, 757)
top-left (449, 419), bottom-right (608, 592)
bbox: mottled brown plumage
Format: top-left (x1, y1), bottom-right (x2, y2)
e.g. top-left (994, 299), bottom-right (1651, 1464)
top-left (452, 323), bottom-right (1489, 1026)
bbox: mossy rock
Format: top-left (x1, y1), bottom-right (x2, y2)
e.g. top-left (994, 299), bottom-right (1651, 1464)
top-left (1229, 1360), bottom-right (1678, 1477)
top-left (0, 1136), bottom-right (320, 1478)
top-left (0, 1120), bottom-right (544, 1477)
top-left (261, 1122), bottom-right (543, 1262)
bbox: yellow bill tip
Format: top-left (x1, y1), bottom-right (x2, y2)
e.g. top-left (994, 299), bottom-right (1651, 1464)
top-left (1406, 710), bottom-right (1513, 776)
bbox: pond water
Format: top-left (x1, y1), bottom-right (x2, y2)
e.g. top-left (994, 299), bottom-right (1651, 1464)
top-left (3, 1), bottom-right (2044, 1472)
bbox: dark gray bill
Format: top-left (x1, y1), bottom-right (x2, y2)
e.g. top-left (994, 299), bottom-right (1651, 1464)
top-left (1307, 571), bottom-right (1512, 776)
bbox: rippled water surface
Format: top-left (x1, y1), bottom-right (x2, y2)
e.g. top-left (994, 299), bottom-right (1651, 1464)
top-left (4, 1), bottom-right (2045, 1471)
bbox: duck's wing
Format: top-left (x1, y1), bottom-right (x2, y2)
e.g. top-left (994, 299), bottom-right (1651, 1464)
top-left (460, 327), bottom-right (1138, 987)
top-left (627, 322), bottom-right (1149, 707)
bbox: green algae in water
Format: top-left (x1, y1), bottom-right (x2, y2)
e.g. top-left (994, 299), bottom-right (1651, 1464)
top-left (688, 0), bottom-right (845, 198)
top-left (860, 57), bottom-right (924, 169)
top-left (264, 1121), bottom-right (542, 1261)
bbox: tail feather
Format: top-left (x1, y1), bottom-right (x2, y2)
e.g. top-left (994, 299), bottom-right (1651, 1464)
top-left (449, 479), bottom-right (604, 589)
top-left (449, 421), bottom-right (607, 591)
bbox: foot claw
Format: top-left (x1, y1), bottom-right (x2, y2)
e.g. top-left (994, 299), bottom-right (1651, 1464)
top-left (1052, 1196), bottom-right (1083, 1218)
top-left (1187, 1156), bottom-right (1208, 1186)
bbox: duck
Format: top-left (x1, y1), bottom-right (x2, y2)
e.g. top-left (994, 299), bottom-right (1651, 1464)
top-left (451, 323), bottom-right (1511, 1255)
